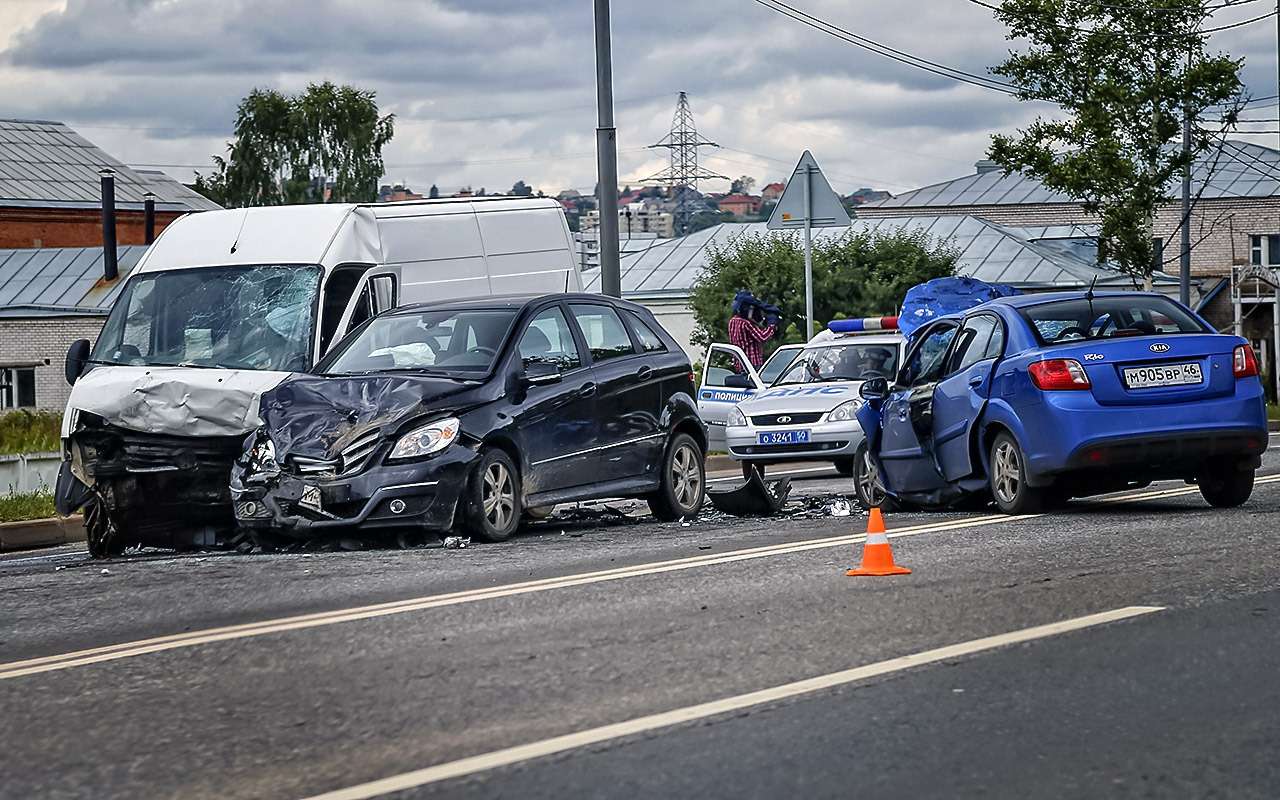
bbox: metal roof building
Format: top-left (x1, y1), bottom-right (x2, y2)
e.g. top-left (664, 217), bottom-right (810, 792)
top-left (0, 245), bottom-right (146, 318)
top-left (582, 218), bottom-right (1180, 299)
top-left (0, 118), bottom-right (219, 213)
top-left (866, 140), bottom-right (1280, 211)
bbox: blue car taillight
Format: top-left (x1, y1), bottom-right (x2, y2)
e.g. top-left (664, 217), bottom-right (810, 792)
top-left (1233, 344), bottom-right (1259, 378)
top-left (1028, 358), bottom-right (1091, 391)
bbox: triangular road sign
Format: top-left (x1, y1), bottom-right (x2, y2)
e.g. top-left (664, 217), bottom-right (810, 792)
top-left (767, 150), bottom-right (851, 230)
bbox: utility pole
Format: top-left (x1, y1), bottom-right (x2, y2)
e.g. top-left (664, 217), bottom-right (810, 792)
top-left (593, 0), bottom-right (621, 297)
top-left (1180, 104), bottom-right (1192, 305)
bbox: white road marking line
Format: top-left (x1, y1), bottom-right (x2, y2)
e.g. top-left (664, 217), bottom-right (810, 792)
top-left (300, 605), bottom-right (1165, 800)
top-left (4, 476), bottom-right (1276, 681)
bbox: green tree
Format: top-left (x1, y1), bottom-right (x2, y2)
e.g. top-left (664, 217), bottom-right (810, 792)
top-left (195, 81), bottom-right (395, 207)
top-left (510, 180), bottom-right (533, 197)
top-left (689, 229), bottom-right (957, 349)
top-left (987, 0), bottom-right (1243, 281)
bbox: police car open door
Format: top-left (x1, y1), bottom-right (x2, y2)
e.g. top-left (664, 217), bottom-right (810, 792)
top-left (698, 343), bottom-right (763, 451)
top-left (698, 343), bottom-right (805, 450)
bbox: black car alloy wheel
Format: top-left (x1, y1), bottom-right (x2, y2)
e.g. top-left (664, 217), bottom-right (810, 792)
top-left (649, 433), bottom-right (705, 521)
top-left (467, 448), bottom-right (522, 542)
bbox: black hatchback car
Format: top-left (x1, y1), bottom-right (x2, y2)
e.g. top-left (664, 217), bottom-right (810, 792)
top-left (231, 293), bottom-right (707, 542)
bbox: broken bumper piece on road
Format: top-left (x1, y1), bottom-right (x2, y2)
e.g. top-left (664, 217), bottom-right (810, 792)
top-left (231, 440), bottom-right (478, 538)
top-left (707, 469), bottom-right (793, 516)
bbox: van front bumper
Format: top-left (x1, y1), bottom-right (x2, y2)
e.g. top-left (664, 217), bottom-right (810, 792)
top-left (231, 446), bottom-right (479, 537)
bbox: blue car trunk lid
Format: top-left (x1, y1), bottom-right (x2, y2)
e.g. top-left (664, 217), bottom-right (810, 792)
top-left (1050, 334), bottom-right (1236, 406)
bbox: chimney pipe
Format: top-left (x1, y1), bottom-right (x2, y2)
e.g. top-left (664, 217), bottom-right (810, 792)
top-left (143, 191), bottom-right (156, 245)
top-left (99, 169), bottom-right (118, 281)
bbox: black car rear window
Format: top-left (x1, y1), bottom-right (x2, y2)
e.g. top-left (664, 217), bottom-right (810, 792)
top-left (1019, 296), bottom-right (1207, 346)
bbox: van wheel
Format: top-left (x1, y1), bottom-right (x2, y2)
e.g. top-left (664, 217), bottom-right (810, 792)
top-left (989, 432), bottom-right (1044, 515)
top-left (852, 442), bottom-right (896, 512)
top-left (649, 433), bottom-right (705, 521)
top-left (465, 449), bottom-right (521, 542)
top-left (84, 497), bottom-right (127, 559)
top-left (1198, 460), bottom-right (1255, 507)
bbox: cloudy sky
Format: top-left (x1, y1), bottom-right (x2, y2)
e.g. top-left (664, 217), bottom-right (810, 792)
top-left (3, 0), bottom-right (1278, 197)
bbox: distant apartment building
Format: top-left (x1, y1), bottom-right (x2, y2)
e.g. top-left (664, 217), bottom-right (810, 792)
top-left (581, 203), bottom-right (675, 238)
top-left (761, 182), bottom-right (786, 202)
top-left (378, 183), bottom-right (425, 202)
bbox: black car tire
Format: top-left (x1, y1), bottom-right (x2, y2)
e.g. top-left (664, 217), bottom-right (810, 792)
top-left (464, 448), bottom-right (522, 542)
top-left (988, 432), bottom-right (1044, 515)
top-left (649, 433), bottom-right (706, 521)
top-left (852, 442), bottom-right (897, 512)
top-left (741, 461), bottom-right (764, 481)
top-left (833, 458), bottom-right (854, 477)
top-left (1198, 460), bottom-right (1255, 508)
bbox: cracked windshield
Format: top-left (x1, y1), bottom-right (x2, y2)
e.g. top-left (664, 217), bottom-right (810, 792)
top-left (93, 265), bottom-right (320, 371)
top-left (775, 343), bottom-right (900, 384)
top-left (321, 308), bottom-right (518, 374)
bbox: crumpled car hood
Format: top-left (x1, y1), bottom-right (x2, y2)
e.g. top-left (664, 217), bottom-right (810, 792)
top-left (260, 373), bottom-right (477, 458)
top-left (64, 366), bottom-right (291, 438)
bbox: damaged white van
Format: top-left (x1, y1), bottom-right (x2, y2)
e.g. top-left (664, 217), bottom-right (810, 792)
top-left (55, 197), bottom-right (583, 556)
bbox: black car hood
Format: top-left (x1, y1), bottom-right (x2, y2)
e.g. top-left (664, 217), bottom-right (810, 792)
top-left (260, 373), bottom-right (478, 458)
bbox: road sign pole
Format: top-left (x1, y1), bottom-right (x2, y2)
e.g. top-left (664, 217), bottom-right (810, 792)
top-left (803, 164), bottom-right (814, 339)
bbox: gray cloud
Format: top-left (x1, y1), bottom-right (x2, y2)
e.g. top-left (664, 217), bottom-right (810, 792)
top-left (2, 0), bottom-right (1274, 196)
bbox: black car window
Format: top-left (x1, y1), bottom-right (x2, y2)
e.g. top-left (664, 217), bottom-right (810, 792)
top-left (625, 310), bottom-right (667, 353)
top-left (901, 325), bottom-right (957, 386)
top-left (983, 318), bottom-right (1006, 360)
top-left (570, 304), bottom-right (636, 363)
top-left (945, 315), bottom-right (999, 375)
top-left (519, 307), bottom-right (581, 371)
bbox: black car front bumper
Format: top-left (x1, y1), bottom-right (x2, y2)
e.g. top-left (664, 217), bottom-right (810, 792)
top-left (231, 445), bottom-right (480, 537)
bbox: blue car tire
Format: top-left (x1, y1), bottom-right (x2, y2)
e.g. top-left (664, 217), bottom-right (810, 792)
top-left (989, 432), bottom-right (1046, 515)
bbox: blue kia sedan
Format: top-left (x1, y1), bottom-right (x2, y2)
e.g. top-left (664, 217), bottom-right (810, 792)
top-left (855, 291), bottom-right (1269, 514)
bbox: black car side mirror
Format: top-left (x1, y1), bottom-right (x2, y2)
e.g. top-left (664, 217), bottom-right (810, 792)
top-left (723, 373), bottom-right (755, 389)
top-left (859, 377), bottom-right (889, 401)
top-left (522, 361), bottom-right (562, 387)
top-left (65, 338), bottom-right (90, 386)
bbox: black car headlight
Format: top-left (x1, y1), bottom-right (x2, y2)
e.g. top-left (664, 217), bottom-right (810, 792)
top-left (389, 417), bottom-right (460, 460)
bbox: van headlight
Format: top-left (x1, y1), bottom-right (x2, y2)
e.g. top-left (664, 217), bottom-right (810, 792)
top-left (390, 417), bottom-right (460, 459)
top-left (826, 399), bottom-right (863, 423)
top-left (726, 406), bottom-right (748, 428)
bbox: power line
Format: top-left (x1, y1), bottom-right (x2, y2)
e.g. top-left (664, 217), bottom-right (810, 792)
top-left (751, 0), bottom-right (1019, 94)
top-left (965, 0), bottom-right (1271, 36)
top-left (1201, 8), bottom-right (1277, 32)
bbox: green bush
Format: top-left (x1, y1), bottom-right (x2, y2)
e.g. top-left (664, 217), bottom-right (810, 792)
top-left (688, 228), bottom-right (958, 351)
top-left (0, 491), bottom-right (56, 523)
top-left (0, 410), bottom-right (62, 456)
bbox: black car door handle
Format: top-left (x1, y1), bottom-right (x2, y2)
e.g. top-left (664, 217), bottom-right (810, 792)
top-left (636, 365), bottom-right (653, 381)
top-left (578, 382), bottom-right (597, 398)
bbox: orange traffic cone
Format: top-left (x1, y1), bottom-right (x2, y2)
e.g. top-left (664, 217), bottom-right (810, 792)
top-left (846, 507), bottom-right (911, 576)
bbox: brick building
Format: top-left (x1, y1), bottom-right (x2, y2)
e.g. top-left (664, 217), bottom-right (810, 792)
top-left (0, 246), bottom-right (146, 412)
top-left (0, 118), bottom-right (220, 249)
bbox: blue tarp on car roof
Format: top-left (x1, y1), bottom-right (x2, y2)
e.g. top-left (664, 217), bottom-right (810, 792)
top-left (899, 277), bottom-right (1020, 337)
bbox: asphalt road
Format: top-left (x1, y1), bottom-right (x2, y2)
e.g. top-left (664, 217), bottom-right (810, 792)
top-left (2, 441), bottom-right (1279, 799)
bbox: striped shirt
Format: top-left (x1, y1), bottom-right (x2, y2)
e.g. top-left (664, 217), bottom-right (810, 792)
top-left (728, 315), bottom-right (776, 368)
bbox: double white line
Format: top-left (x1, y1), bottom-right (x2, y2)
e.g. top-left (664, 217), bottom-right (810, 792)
top-left (4, 474), bottom-right (1276, 682)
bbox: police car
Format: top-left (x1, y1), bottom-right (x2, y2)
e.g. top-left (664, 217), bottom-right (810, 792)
top-left (697, 318), bottom-right (905, 479)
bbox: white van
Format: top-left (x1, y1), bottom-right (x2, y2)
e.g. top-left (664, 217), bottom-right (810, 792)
top-left (57, 197), bottom-right (583, 554)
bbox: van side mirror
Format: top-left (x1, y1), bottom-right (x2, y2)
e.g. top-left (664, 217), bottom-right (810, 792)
top-left (859, 377), bottom-right (889, 401)
top-left (522, 360), bottom-right (562, 387)
top-left (65, 339), bottom-right (91, 386)
top-left (724, 373), bottom-right (755, 389)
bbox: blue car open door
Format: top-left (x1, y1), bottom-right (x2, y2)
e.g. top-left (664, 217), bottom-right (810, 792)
top-left (875, 321), bottom-right (959, 494)
top-left (930, 313), bottom-right (1005, 482)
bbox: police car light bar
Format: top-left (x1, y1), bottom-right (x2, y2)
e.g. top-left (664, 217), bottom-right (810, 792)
top-left (827, 316), bottom-right (899, 333)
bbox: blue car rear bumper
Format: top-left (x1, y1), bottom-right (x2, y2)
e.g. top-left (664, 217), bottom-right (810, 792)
top-left (1012, 383), bottom-right (1268, 482)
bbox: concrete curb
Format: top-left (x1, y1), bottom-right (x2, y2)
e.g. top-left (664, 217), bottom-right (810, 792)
top-left (0, 515), bottom-right (85, 552)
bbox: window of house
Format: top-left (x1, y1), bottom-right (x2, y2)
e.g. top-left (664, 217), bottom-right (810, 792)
top-left (1249, 234), bottom-right (1280, 266)
top-left (0, 367), bottom-right (36, 409)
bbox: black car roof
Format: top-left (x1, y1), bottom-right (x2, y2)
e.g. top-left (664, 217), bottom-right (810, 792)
top-left (387, 292), bottom-right (646, 316)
